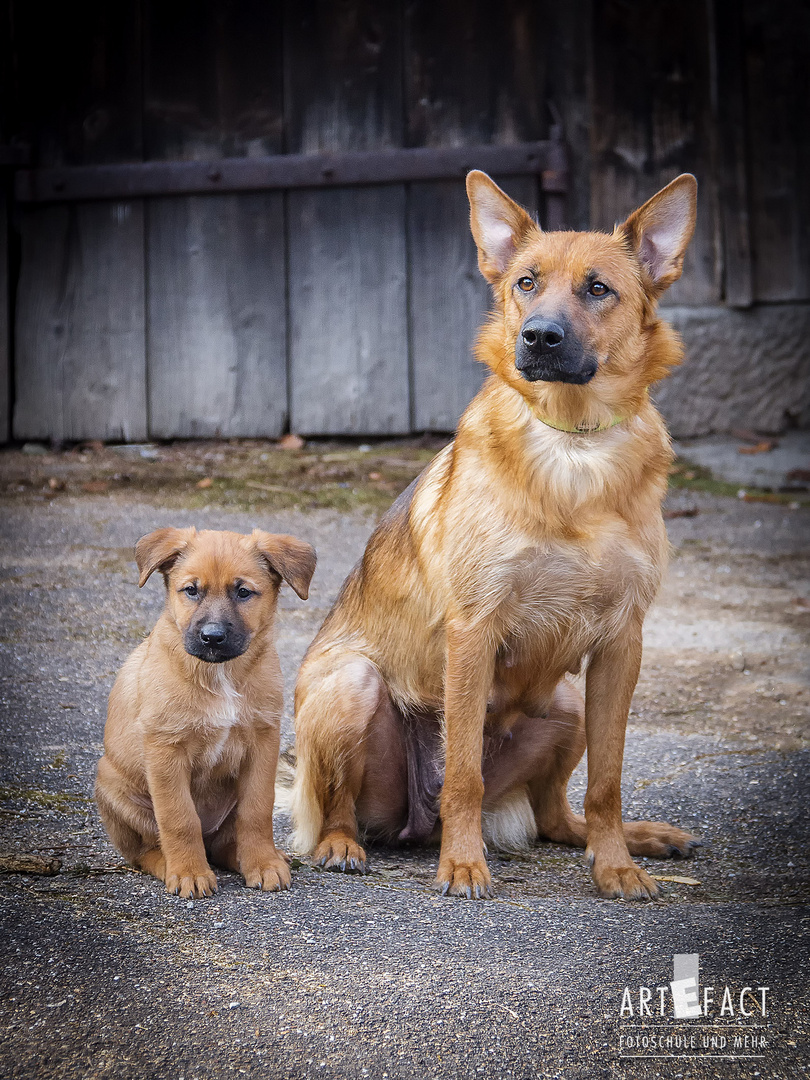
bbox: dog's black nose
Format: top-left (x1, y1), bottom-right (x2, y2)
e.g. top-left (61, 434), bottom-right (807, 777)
top-left (199, 623), bottom-right (227, 646)
top-left (521, 318), bottom-right (565, 353)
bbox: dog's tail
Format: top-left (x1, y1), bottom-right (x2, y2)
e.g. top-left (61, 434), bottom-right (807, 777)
top-left (277, 742), bottom-right (323, 856)
top-left (481, 786), bottom-right (537, 854)
top-left (273, 748), bottom-right (296, 809)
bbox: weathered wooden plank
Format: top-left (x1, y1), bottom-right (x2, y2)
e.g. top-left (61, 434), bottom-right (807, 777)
top-left (405, 2), bottom-right (548, 430)
top-left (11, 0), bottom-right (145, 442)
top-left (409, 177), bottom-right (539, 432)
top-left (542, 1), bottom-right (592, 231)
top-left (143, 0), bottom-right (284, 161)
top-left (404, 0), bottom-right (550, 149)
top-left (0, 3), bottom-right (12, 443)
top-left (590, 0), bottom-right (720, 306)
top-left (16, 142), bottom-right (559, 203)
top-left (0, 184), bottom-right (9, 442)
top-left (147, 192), bottom-right (287, 438)
top-left (713, 0), bottom-right (753, 308)
top-left (144, 0), bottom-right (287, 438)
top-left (11, 2), bottom-right (143, 168)
top-left (288, 185), bottom-right (409, 435)
top-left (285, 0), bottom-right (408, 435)
top-left (742, 0), bottom-right (810, 302)
top-left (14, 201), bottom-right (146, 441)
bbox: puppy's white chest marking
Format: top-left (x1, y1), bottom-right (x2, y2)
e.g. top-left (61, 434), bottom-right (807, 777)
top-left (200, 669), bottom-right (244, 768)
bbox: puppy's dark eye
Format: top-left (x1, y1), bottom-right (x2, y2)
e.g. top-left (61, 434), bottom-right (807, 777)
top-left (183, 584), bottom-right (199, 599)
top-left (235, 586), bottom-right (252, 600)
top-left (589, 281), bottom-right (609, 297)
top-left (516, 276), bottom-right (535, 293)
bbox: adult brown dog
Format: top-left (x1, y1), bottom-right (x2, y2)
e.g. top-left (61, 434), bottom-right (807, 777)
top-left (96, 527), bottom-right (315, 899)
top-left (291, 171), bottom-right (701, 900)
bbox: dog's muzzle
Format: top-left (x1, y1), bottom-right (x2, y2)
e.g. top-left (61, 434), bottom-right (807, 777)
top-left (184, 621), bottom-right (248, 663)
top-left (515, 316), bottom-right (598, 384)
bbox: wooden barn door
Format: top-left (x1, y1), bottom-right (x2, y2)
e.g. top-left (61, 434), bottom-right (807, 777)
top-left (143, 2), bottom-right (288, 439)
top-left (285, 3), bottom-right (411, 436)
top-left (12, 3), bottom-right (147, 443)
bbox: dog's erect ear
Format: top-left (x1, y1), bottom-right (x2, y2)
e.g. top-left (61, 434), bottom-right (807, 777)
top-left (466, 170), bottom-right (538, 284)
top-left (618, 174), bottom-right (698, 295)
top-left (135, 527), bottom-right (195, 587)
top-left (252, 531), bottom-right (316, 600)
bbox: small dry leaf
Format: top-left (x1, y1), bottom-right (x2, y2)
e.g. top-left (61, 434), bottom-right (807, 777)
top-left (663, 507), bottom-right (698, 520)
top-left (81, 480), bottom-right (109, 493)
top-left (738, 440), bottom-right (776, 455)
top-left (196, 477), bottom-right (213, 489)
top-left (651, 874), bottom-right (701, 886)
top-left (278, 433), bottom-right (305, 450)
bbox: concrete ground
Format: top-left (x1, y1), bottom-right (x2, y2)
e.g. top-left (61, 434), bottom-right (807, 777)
top-left (0, 439), bottom-right (807, 1079)
top-left (673, 430), bottom-right (810, 492)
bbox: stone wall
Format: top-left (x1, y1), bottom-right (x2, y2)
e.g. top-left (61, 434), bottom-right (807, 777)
top-left (654, 304), bottom-right (810, 437)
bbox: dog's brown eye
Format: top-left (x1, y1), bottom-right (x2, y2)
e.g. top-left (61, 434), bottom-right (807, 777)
top-left (183, 584), bottom-right (199, 598)
top-left (516, 277), bottom-right (535, 293)
top-left (589, 281), bottom-right (609, 296)
top-left (236, 586), bottom-right (252, 600)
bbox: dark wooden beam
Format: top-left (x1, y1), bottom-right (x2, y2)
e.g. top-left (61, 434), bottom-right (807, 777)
top-left (15, 142), bottom-right (566, 203)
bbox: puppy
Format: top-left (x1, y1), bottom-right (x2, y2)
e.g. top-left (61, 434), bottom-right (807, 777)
top-left (291, 171), bottom-right (700, 900)
top-left (96, 527), bottom-right (315, 899)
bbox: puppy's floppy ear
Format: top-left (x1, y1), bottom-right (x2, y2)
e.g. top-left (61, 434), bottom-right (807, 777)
top-left (252, 531), bottom-right (316, 600)
top-left (618, 173), bottom-right (697, 296)
top-left (466, 170), bottom-right (538, 284)
top-left (135, 527), bottom-right (195, 588)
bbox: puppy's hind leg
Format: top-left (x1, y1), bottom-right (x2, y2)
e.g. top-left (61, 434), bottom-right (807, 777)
top-left (292, 656), bottom-right (388, 873)
top-left (95, 755), bottom-right (164, 879)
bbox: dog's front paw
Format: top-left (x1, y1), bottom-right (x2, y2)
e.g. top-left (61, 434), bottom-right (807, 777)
top-left (589, 856), bottom-right (658, 901)
top-left (314, 835), bottom-right (367, 873)
top-left (165, 864), bottom-right (218, 899)
top-left (243, 856), bottom-right (291, 892)
top-left (435, 856), bottom-right (492, 899)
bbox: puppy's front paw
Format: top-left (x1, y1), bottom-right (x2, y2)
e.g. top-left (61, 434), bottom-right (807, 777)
top-left (165, 864), bottom-right (218, 899)
top-left (243, 856), bottom-right (291, 892)
top-left (590, 856), bottom-right (658, 901)
top-left (435, 856), bottom-right (492, 899)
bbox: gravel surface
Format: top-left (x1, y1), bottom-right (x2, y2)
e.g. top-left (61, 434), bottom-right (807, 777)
top-left (0, 443), bottom-right (807, 1079)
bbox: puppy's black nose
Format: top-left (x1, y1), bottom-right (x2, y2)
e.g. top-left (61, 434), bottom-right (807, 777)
top-left (199, 623), bottom-right (227, 646)
top-left (521, 318), bottom-right (565, 353)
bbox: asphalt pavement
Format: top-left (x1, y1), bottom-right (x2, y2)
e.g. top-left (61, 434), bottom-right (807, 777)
top-left (0, 454), bottom-right (807, 1080)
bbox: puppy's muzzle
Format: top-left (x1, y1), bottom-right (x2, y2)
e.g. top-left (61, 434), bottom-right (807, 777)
top-left (185, 621), bottom-right (248, 663)
top-left (516, 316), bottom-right (598, 385)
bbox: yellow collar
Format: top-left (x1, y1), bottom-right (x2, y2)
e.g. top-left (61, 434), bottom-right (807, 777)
top-left (531, 409), bottom-right (626, 434)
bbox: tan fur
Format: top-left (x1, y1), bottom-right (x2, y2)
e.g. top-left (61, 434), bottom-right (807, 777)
top-left (96, 527), bottom-right (315, 899)
top-left (292, 172), bottom-right (700, 899)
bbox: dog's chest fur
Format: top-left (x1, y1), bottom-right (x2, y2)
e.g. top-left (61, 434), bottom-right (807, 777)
top-left (191, 668), bottom-right (249, 773)
top-left (490, 528), bottom-right (657, 705)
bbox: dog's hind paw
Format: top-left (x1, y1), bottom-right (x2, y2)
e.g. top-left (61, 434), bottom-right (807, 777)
top-left (314, 835), bottom-right (367, 874)
top-left (622, 820), bottom-right (702, 859)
